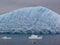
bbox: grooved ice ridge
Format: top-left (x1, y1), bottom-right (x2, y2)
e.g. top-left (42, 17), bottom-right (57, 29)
top-left (0, 6), bottom-right (60, 34)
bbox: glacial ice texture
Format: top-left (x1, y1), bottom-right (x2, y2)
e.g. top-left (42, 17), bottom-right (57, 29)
top-left (0, 6), bottom-right (60, 34)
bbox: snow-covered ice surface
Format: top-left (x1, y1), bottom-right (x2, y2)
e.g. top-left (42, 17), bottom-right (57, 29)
top-left (0, 6), bottom-right (60, 34)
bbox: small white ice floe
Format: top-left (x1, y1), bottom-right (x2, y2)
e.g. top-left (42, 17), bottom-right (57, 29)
top-left (1, 36), bottom-right (12, 40)
top-left (28, 35), bottom-right (43, 39)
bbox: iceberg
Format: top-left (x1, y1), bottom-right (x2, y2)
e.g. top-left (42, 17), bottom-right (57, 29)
top-left (28, 35), bottom-right (43, 39)
top-left (1, 36), bottom-right (12, 39)
top-left (0, 6), bottom-right (60, 34)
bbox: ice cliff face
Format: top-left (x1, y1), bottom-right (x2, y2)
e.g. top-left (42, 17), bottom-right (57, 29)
top-left (0, 6), bottom-right (60, 34)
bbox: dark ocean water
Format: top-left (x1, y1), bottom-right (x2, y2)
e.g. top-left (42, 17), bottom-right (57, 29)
top-left (0, 34), bottom-right (60, 45)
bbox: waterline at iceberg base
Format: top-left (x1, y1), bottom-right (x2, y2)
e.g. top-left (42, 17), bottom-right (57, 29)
top-left (0, 6), bottom-right (60, 35)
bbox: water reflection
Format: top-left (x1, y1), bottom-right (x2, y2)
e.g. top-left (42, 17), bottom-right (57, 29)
top-left (0, 34), bottom-right (60, 45)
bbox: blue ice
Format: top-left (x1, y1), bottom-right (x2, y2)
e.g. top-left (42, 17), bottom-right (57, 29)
top-left (0, 6), bottom-right (60, 34)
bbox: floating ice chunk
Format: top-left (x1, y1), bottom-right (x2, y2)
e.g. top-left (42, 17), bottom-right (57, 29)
top-left (1, 36), bottom-right (12, 40)
top-left (28, 35), bottom-right (43, 39)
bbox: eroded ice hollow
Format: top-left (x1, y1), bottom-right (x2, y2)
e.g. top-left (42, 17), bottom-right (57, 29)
top-left (0, 6), bottom-right (60, 34)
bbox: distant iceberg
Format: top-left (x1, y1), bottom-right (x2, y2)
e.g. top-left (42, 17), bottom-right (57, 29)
top-left (1, 36), bottom-right (12, 39)
top-left (28, 35), bottom-right (43, 39)
top-left (0, 6), bottom-right (60, 34)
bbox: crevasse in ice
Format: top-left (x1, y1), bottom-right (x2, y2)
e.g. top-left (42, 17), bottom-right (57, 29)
top-left (0, 6), bottom-right (60, 34)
